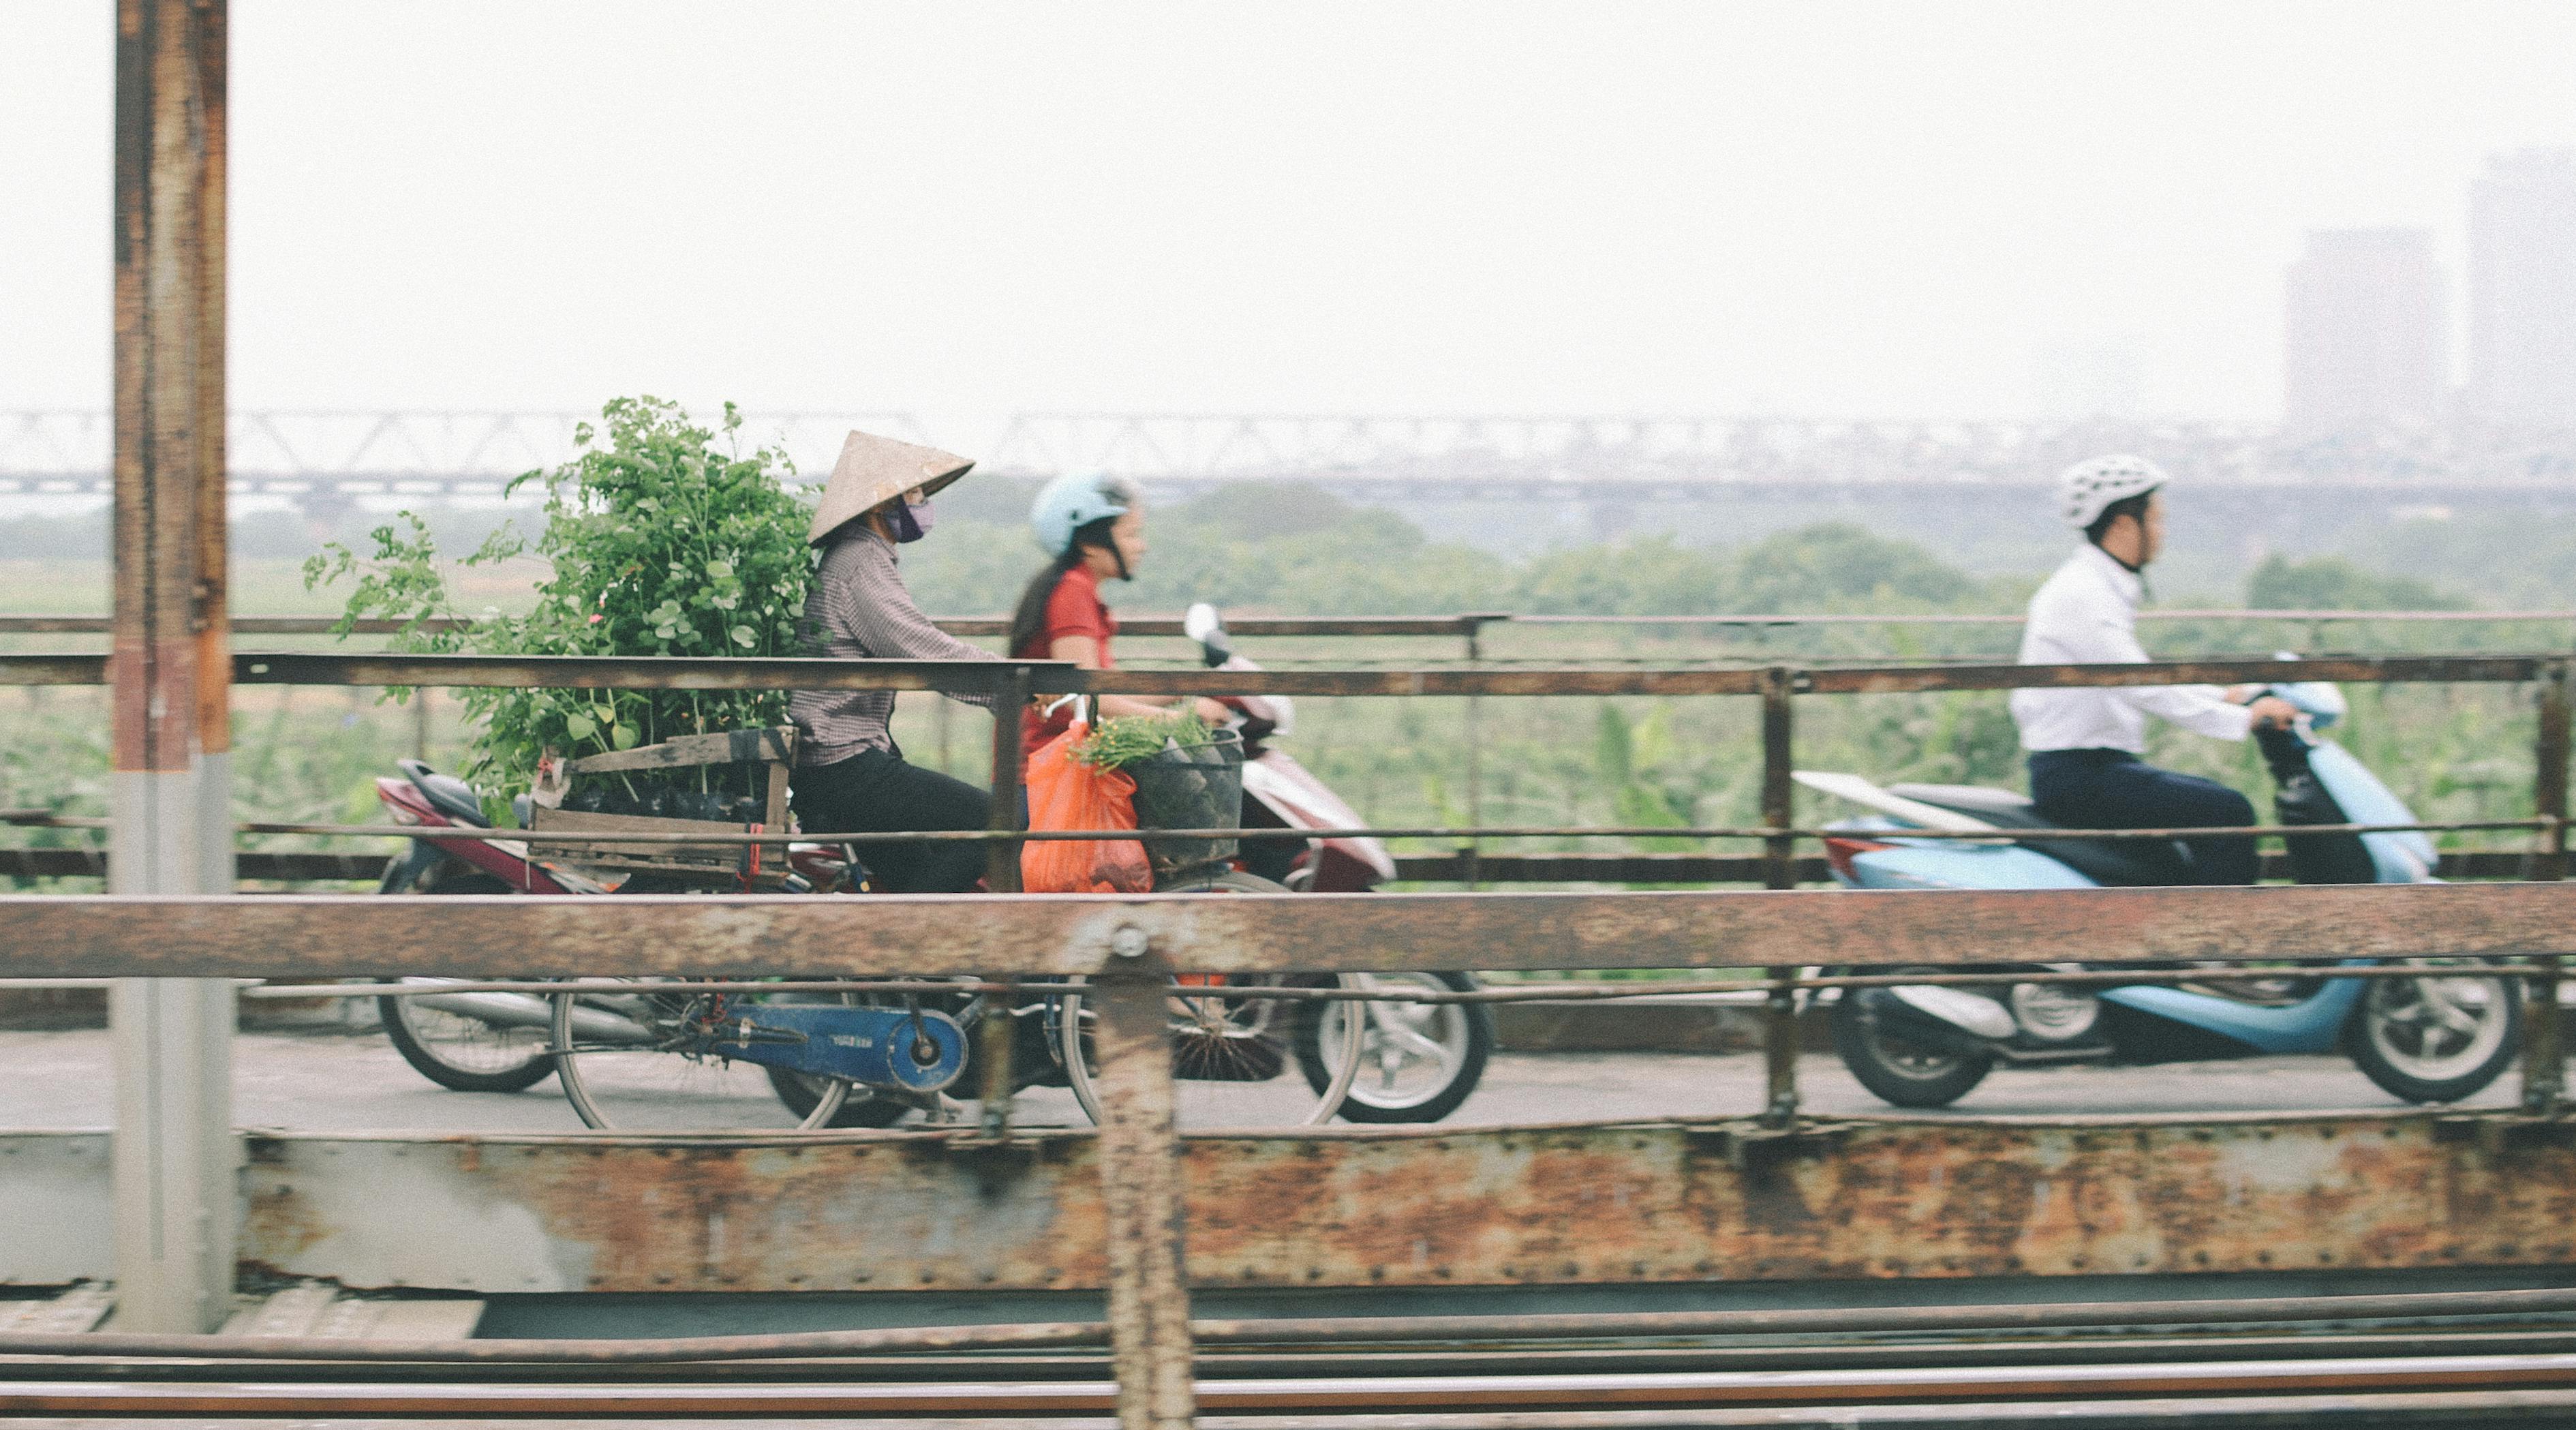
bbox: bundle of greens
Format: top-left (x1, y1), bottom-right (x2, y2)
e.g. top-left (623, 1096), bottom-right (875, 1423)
top-left (305, 397), bottom-right (814, 800)
top-left (1071, 712), bottom-right (1214, 772)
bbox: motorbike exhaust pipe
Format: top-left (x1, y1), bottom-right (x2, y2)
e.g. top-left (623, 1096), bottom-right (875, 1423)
top-left (403, 988), bottom-right (655, 1046)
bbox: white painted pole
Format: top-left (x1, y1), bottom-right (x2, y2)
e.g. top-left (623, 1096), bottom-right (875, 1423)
top-left (108, 0), bottom-right (236, 1334)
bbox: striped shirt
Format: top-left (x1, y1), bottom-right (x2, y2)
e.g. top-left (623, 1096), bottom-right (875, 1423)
top-left (789, 528), bottom-right (1004, 766)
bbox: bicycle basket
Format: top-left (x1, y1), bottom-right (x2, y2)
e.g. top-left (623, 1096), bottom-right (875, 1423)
top-left (1126, 729), bottom-right (1244, 883)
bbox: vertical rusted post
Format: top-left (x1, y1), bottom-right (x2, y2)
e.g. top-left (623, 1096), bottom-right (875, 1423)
top-left (977, 982), bottom-right (1017, 1138)
top-left (1760, 665), bottom-right (1799, 1126)
top-left (1461, 615), bottom-right (1494, 888)
top-left (2526, 955), bottom-right (2564, 1118)
top-left (1092, 943), bottom-right (1195, 1428)
top-left (109, 0), bottom-right (236, 1333)
top-left (2532, 659), bottom-right (2569, 883)
top-left (2532, 662), bottom-right (2575, 1114)
top-left (985, 666), bottom-right (1030, 893)
top-left (410, 687), bottom-right (431, 762)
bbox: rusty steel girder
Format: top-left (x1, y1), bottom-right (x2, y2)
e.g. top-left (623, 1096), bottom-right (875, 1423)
top-left (49, 1114), bottom-right (2531, 1295)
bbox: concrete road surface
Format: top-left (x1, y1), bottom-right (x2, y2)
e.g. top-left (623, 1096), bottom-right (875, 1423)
top-left (0, 1026), bottom-right (2524, 1133)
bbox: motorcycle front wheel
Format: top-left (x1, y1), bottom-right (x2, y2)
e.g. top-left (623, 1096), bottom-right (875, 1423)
top-left (1829, 975), bottom-right (1997, 1109)
top-left (1294, 970), bottom-right (1492, 1123)
top-left (2344, 964), bottom-right (2521, 1104)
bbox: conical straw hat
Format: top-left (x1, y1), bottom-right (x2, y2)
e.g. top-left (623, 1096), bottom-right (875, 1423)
top-left (807, 429), bottom-right (976, 545)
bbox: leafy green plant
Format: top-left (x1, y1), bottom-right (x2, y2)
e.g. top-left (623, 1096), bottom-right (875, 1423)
top-left (1073, 712), bottom-right (1214, 771)
top-left (303, 397), bottom-right (813, 797)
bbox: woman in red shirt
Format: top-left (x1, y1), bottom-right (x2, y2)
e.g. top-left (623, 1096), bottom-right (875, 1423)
top-left (1009, 472), bottom-right (1229, 760)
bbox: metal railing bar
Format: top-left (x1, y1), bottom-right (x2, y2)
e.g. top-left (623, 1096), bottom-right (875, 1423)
top-left (8, 607), bottom-right (2573, 636)
top-left (13, 883), bottom-right (2576, 979)
top-left (0, 651), bottom-right (2562, 693)
top-left (240, 962), bottom-right (2545, 1005)
top-left (1, 812), bottom-right (2550, 845)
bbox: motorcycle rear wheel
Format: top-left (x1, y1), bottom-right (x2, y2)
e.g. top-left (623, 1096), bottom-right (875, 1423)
top-left (2344, 965), bottom-right (2521, 1104)
top-left (375, 860), bottom-right (554, 1093)
top-left (1830, 980), bottom-right (1997, 1109)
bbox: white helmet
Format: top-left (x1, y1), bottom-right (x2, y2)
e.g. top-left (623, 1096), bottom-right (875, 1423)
top-left (2057, 454), bottom-right (2168, 530)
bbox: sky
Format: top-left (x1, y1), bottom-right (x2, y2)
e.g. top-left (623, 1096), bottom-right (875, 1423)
top-left (5, 1), bottom-right (2575, 439)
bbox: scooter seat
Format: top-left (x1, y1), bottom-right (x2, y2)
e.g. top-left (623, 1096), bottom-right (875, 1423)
top-left (1887, 782), bottom-right (2195, 887)
top-left (398, 759), bottom-right (491, 829)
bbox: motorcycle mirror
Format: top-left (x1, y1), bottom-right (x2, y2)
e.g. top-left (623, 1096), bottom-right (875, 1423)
top-left (1183, 602), bottom-right (1227, 648)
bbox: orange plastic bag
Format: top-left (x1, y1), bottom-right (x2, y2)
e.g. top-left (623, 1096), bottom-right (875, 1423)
top-left (1020, 721), bottom-right (1154, 894)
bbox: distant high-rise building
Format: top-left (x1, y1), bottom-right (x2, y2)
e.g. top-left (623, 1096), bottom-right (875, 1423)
top-left (2467, 148), bottom-right (2576, 430)
top-left (2282, 228), bottom-right (2446, 434)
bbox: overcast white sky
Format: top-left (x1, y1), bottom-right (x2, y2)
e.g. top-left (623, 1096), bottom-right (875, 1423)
top-left (5, 1), bottom-right (2574, 436)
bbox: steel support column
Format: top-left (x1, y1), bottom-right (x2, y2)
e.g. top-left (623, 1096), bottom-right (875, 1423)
top-left (108, 0), bottom-right (236, 1333)
top-left (1090, 956), bottom-right (1194, 1428)
top-left (1760, 666), bottom-right (1800, 1125)
top-left (985, 667), bottom-right (1031, 893)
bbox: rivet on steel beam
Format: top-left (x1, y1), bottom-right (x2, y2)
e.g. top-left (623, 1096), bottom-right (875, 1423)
top-left (1109, 926), bottom-right (1150, 959)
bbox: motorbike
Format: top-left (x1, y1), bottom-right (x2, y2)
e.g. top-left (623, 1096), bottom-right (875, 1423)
top-left (1184, 603), bottom-right (1494, 1123)
top-left (361, 602), bottom-right (1494, 1127)
top-left (1796, 676), bottom-right (2523, 1110)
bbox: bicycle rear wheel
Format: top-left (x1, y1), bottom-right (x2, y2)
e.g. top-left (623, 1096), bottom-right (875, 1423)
top-left (1055, 870), bottom-right (1363, 1129)
top-left (550, 981), bottom-right (853, 1131)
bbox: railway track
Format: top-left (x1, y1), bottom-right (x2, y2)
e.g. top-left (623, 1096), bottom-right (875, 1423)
top-left (15, 1296), bottom-right (2576, 1425)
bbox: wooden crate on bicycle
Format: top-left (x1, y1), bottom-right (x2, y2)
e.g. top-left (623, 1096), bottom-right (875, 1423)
top-left (525, 727), bottom-right (796, 888)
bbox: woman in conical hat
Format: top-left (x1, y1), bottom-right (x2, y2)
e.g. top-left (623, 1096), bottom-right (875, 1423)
top-left (787, 430), bottom-right (1008, 893)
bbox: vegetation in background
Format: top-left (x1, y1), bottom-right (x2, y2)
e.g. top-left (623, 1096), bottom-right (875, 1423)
top-left (300, 397), bottom-right (813, 796)
top-left (2245, 553), bottom-right (2464, 612)
top-left (2, 476), bottom-right (2560, 893)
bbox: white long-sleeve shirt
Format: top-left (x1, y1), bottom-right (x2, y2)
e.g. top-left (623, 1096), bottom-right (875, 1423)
top-left (2010, 544), bottom-right (2254, 754)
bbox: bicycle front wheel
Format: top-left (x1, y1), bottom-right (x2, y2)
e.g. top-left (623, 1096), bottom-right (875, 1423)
top-left (550, 981), bottom-right (853, 1131)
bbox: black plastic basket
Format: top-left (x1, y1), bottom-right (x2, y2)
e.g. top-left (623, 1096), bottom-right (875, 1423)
top-left (1126, 729), bottom-right (1244, 884)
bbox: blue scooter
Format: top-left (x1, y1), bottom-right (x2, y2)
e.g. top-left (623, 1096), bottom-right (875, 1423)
top-left (1796, 678), bottom-right (2523, 1108)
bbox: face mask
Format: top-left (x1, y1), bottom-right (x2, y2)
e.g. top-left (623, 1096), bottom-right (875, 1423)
top-left (889, 499), bottom-right (933, 543)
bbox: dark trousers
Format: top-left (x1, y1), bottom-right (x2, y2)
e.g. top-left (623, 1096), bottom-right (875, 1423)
top-left (2027, 748), bottom-right (2259, 885)
top-left (792, 747), bottom-right (992, 894)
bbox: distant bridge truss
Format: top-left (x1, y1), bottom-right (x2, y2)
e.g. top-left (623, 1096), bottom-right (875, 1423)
top-left (5, 409), bottom-right (2573, 507)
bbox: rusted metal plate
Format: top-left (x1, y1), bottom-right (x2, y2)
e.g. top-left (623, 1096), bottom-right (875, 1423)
top-left (10, 1116), bottom-right (2576, 1293)
top-left (163, 1115), bottom-right (2575, 1291)
top-left (10, 883), bottom-right (2576, 980)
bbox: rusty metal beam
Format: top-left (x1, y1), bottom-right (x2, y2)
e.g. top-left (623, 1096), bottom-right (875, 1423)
top-left (10, 883), bottom-right (2576, 980)
top-left (7, 650), bottom-right (2558, 695)
top-left (12, 1112), bottom-right (2575, 1294)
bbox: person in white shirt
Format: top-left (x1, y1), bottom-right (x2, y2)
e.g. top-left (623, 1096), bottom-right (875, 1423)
top-left (2011, 455), bottom-right (2297, 883)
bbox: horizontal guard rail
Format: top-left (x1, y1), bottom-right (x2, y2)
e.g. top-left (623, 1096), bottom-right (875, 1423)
top-left (243, 962), bottom-right (2547, 1003)
top-left (10, 607), bottom-right (2575, 636)
top-left (0, 651), bottom-right (2561, 692)
top-left (10, 883), bottom-right (2576, 979)
top-left (3, 810), bottom-right (2550, 845)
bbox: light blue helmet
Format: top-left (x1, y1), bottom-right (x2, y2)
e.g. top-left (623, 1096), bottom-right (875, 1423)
top-left (1030, 471), bottom-right (1139, 556)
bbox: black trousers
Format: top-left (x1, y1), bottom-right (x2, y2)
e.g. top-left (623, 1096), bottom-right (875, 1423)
top-left (792, 747), bottom-right (992, 894)
top-left (2027, 748), bottom-right (2259, 885)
